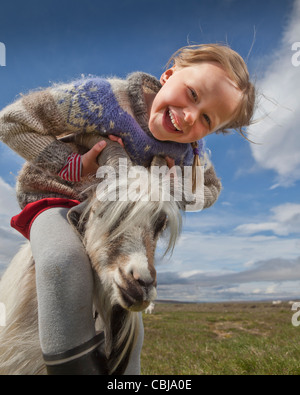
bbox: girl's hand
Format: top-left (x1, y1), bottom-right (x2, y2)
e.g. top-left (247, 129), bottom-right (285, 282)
top-left (165, 156), bottom-right (175, 169)
top-left (81, 140), bottom-right (107, 177)
top-left (165, 156), bottom-right (179, 186)
top-left (107, 136), bottom-right (175, 169)
top-left (81, 136), bottom-right (123, 177)
top-left (108, 134), bottom-right (125, 147)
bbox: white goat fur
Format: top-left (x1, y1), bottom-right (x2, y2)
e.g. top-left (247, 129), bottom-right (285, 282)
top-left (0, 146), bottom-right (182, 375)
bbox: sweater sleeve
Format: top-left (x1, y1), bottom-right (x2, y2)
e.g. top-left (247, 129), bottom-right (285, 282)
top-left (184, 153), bottom-right (222, 212)
top-left (0, 88), bottom-right (75, 174)
top-left (58, 153), bottom-right (82, 182)
top-left (203, 159), bottom-right (222, 209)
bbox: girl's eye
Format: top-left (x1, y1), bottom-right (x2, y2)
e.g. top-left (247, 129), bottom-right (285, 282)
top-left (203, 114), bottom-right (211, 127)
top-left (189, 88), bottom-right (198, 102)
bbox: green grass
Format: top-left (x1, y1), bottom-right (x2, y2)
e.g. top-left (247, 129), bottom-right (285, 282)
top-left (141, 301), bottom-right (300, 375)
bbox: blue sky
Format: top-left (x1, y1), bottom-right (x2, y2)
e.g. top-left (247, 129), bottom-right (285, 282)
top-left (0, 0), bottom-right (299, 302)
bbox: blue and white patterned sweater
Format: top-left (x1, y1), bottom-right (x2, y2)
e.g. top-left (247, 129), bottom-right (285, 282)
top-left (53, 72), bottom-right (204, 168)
top-left (0, 72), bottom-right (220, 209)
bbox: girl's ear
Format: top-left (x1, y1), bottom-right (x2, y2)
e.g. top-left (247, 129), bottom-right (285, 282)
top-left (160, 67), bottom-right (176, 85)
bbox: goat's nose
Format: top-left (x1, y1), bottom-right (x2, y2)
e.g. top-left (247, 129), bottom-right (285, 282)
top-left (132, 271), bottom-right (155, 288)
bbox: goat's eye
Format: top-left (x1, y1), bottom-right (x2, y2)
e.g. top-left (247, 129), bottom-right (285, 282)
top-left (153, 215), bottom-right (167, 238)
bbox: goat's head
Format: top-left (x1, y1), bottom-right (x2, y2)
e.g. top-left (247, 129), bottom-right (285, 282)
top-left (67, 139), bottom-right (182, 312)
top-left (82, 199), bottom-right (165, 312)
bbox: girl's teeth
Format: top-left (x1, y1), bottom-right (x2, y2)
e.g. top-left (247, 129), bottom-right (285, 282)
top-left (169, 110), bottom-right (181, 131)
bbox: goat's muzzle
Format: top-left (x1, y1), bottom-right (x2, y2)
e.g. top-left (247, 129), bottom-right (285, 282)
top-left (115, 268), bottom-right (157, 312)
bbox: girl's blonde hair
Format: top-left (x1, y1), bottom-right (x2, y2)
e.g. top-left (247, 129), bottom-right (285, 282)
top-left (167, 44), bottom-right (256, 192)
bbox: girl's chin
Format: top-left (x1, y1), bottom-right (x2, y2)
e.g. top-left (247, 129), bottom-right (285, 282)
top-left (148, 126), bottom-right (164, 141)
top-left (149, 125), bottom-right (182, 141)
top-left (149, 130), bottom-right (173, 142)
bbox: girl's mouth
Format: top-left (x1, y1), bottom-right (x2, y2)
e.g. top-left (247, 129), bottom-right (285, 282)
top-left (163, 109), bottom-right (184, 134)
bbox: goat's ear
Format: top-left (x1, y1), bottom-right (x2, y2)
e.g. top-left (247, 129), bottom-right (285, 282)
top-left (67, 200), bottom-right (90, 238)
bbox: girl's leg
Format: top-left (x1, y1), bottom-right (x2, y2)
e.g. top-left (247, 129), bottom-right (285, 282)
top-left (30, 207), bottom-right (104, 374)
top-left (30, 206), bottom-right (144, 375)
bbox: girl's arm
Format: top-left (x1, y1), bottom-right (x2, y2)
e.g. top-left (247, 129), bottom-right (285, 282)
top-left (202, 160), bottom-right (222, 209)
top-left (57, 135), bottom-right (120, 181)
top-left (183, 154), bottom-right (222, 212)
top-left (0, 88), bottom-right (75, 174)
top-left (159, 154), bottom-right (221, 212)
top-left (0, 79), bottom-right (110, 175)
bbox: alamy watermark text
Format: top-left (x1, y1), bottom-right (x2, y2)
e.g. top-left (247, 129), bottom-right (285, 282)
top-left (0, 302), bottom-right (6, 327)
top-left (291, 302), bottom-right (300, 327)
top-left (0, 42), bottom-right (6, 67)
top-left (291, 42), bottom-right (300, 67)
top-left (95, 158), bottom-right (205, 211)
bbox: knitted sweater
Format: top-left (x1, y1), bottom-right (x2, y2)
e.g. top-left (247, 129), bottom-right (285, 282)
top-left (0, 72), bottom-right (221, 209)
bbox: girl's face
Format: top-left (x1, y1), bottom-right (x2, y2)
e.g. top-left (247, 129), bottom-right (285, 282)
top-left (148, 61), bottom-right (242, 143)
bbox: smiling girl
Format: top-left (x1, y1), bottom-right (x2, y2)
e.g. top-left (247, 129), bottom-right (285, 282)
top-left (149, 61), bottom-right (243, 142)
top-left (0, 43), bottom-right (256, 375)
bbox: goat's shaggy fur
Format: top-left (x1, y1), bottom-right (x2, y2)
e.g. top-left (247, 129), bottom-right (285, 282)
top-left (0, 136), bottom-right (182, 375)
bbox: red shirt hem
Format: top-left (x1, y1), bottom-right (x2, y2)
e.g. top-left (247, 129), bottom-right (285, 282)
top-left (11, 198), bottom-right (81, 240)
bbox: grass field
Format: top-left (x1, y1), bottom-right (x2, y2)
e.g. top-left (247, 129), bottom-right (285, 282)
top-left (141, 301), bottom-right (300, 375)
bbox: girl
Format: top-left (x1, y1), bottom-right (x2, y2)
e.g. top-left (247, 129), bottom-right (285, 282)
top-left (0, 44), bottom-right (255, 375)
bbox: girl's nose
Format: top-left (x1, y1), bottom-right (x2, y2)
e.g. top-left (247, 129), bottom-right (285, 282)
top-left (184, 109), bottom-right (196, 126)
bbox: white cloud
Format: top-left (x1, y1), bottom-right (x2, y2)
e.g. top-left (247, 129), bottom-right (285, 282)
top-left (216, 256), bottom-right (300, 283)
top-left (248, 0), bottom-right (300, 186)
top-left (235, 203), bottom-right (300, 236)
top-left (0, 177), bottom-right (20, 217)
top-left (156, 203), bottom-right (300, 301)
top-left (157, 256), bottom-right (300, 302)
top-left (0, 177), bottom-right (23, 275)
top-left (158, 228), bottom-right (300, 276)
